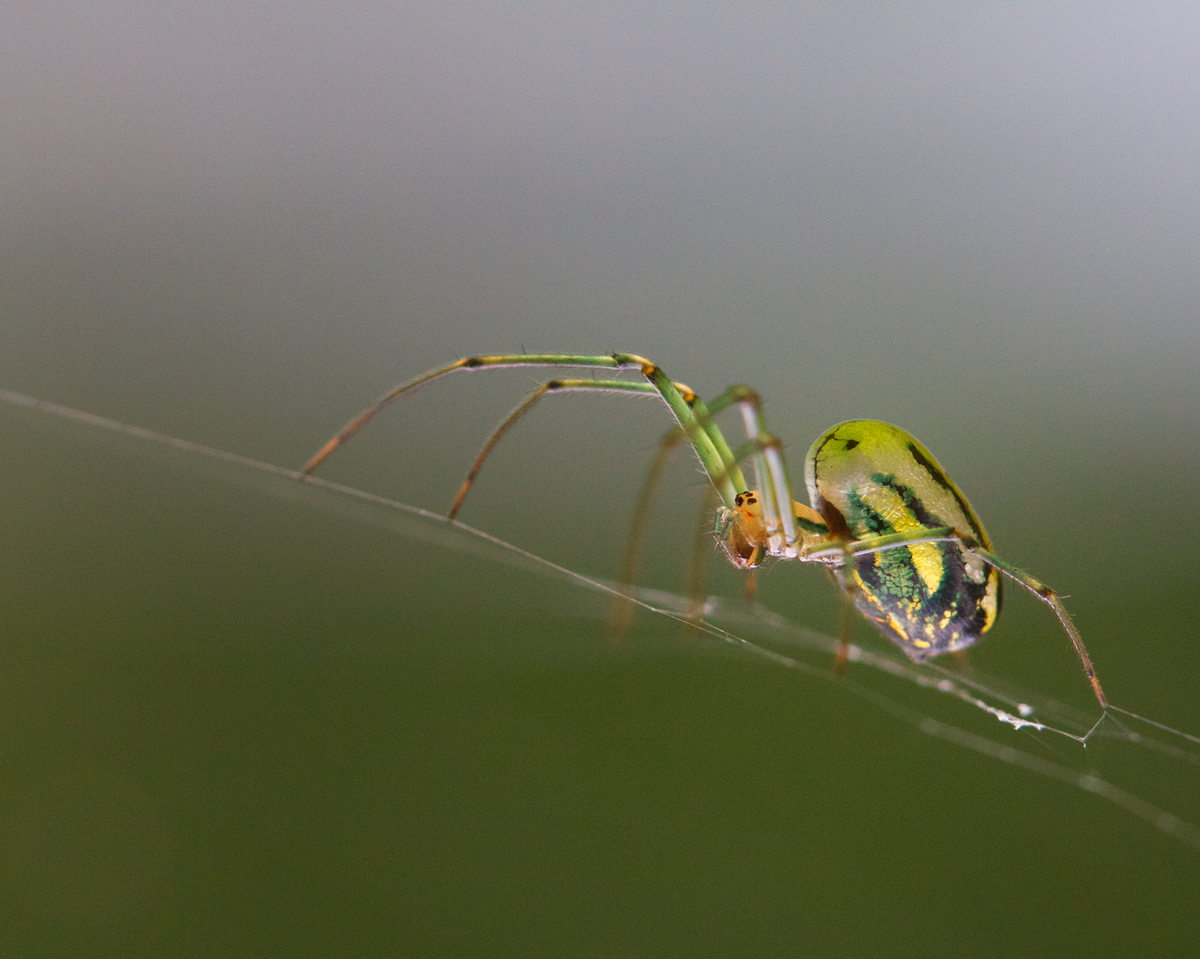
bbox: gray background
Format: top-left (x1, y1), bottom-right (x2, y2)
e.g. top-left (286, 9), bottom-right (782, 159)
top-left (3, 5), bottom-right (1199, 957)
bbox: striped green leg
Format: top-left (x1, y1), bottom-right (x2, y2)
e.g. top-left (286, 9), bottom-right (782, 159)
top-left (302, 354), bottom-right (751, 509)
top-left (829, 527), bottom-right (1108, 709)
top-left (303, 354), bottom-right (654, 476)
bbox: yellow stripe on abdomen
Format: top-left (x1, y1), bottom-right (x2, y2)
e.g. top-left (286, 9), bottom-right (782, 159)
top-left (862, 487), bottom-right (944, 595)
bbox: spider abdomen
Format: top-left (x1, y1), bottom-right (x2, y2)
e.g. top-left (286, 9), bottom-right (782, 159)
top-left (805, 420), bottom-right (1003, 661)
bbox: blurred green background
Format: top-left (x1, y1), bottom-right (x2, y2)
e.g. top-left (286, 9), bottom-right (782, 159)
top-left (2, 5), bottom-right (1199, 957)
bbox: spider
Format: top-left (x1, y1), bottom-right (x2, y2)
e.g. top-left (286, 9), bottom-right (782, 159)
top-left (300, 352), bottom-right (1107, 709)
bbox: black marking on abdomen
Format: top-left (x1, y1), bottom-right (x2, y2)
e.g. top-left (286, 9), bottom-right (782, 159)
top-left (904, 442), bottom-right (986, 543)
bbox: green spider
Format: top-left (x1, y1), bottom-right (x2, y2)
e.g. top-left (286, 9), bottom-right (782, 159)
top-left (301, 352), bottom-right (1107, 709)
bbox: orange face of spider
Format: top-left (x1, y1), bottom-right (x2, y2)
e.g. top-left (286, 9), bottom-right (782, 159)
top-left (718, 490), bottom-right (768, 569)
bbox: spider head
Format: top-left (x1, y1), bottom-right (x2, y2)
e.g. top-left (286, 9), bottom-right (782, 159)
top-left (716, 490), bottom-right (767, 569)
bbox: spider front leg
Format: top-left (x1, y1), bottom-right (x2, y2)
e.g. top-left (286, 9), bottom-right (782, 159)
top-left (303, 353), bottom-right (757, 515)
top-left (303, 354), bottom-right (653, 476)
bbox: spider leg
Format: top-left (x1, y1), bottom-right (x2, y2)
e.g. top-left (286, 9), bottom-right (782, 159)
top-left (968, 544), bottom-right (1108, 709)
top-left (303, 353), bottom-right (752, 508)
top-left (446, 378), bottom-right (663, 519)
top-left (302, 354), bottom-right (652, 476)
top-left (684, 483), bottom-right (722, 632)
top-left (609, 424), bottom-right (689, 639)
top-left (609, 385), bottom-right (763, 638)
top-left (724, 386), bottom-right (799, 557)
top-left (834, 542), bottom-right (857, 675)
top-left (835, 527), bottom-right (1108, 709)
